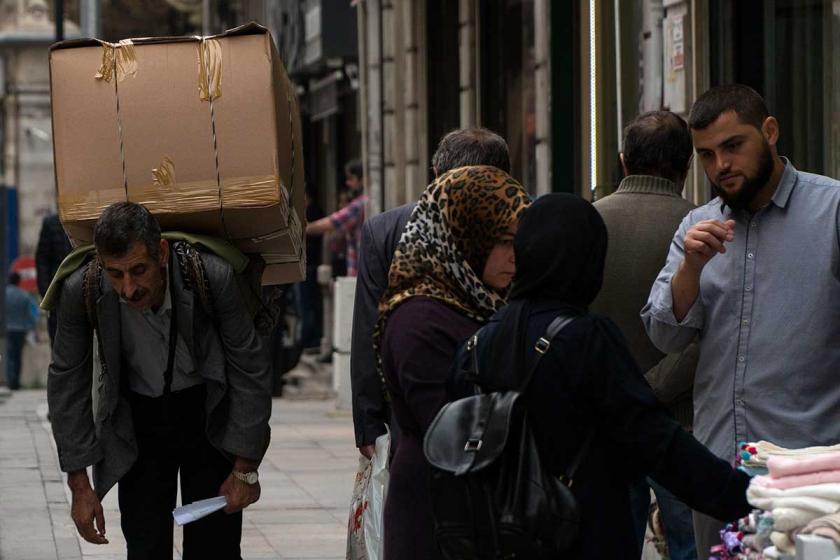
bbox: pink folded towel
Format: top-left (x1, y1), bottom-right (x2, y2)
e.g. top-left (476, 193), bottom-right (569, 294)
top-left (768, 451), bottom-right (840, 478)
top-left (753, 469), bottom-right (840, 490)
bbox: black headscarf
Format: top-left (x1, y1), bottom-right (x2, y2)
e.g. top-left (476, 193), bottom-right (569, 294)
top-left (509, 193), bottom-right (608, 310)
top-left (477, 194), bottom-right (608, 390)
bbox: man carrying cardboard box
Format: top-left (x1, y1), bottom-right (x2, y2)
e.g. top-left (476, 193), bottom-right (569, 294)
top-left (48, 202), bottom-right (272, 559)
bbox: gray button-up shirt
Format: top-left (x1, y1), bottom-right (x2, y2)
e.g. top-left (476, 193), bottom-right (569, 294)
top-left (642, 161), bottom-right (840, 462)
top-left (120, 276), bottom-right (200, 397)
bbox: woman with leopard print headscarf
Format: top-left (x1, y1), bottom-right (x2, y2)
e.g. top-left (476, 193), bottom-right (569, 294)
top-left (376, 165), bottom-right (529, 560)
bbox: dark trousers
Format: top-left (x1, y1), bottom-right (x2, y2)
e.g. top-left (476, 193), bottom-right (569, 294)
top-left (5, 331), bottom-right (25, 390)
top-left (693, 510), bottom-right (724, 559)
top-left (630, 478), bottom-right (697, 560)
top-left (119, 385), bottom-right (242, 560)
top-left (298, 273), bottom-right (322, 349)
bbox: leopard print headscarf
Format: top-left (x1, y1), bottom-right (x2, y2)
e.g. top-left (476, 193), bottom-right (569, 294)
top-left (378, 165), bottom-right (530, 324)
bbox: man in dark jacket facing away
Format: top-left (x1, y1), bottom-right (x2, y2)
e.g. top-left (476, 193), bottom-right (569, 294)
top-left (35, 213), bottom-right (72, 345)
top-left (48, 202), bottom-right (272, 559)
top-left (590, 111), bottom-right (700, 560)
top-left (351, 127), bottom-right (513, 458)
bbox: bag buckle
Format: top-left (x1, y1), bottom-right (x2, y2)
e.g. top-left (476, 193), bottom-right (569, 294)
top-left (466, 335), bottom-right (478, 351)
top-left (535, 337), bottom-right (551, 354)
top-left (464, 439), bottom-right (483, 452)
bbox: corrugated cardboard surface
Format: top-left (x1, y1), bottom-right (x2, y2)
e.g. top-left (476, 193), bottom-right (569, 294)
top-left (49, 23), bottom-right (305, 284)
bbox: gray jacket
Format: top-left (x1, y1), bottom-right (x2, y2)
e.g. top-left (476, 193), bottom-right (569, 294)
top-left (591, 175), bottom-right (698, 428)
top-left (47, 251), bottom-right (272, 498)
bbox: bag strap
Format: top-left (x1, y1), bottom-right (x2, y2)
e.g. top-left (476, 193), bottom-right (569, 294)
top-left (172, 241), bottom-right (214, 317)
top-left (518, 314), bottom-right (576, 393)
top-left (162, 262), bottom-right (179, 396)
top-left (560, 427), bottom-right (595, 487)
top-left (83, 258), bottom-right (101, 332)
top-left (523, 313), bottom-right (596, 487)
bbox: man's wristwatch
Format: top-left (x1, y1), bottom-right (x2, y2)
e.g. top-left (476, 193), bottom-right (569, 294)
top-left (232, 470), bottom-right (259, 485)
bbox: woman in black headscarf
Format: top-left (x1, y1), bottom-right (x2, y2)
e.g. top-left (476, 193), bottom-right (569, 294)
top-left (452, 194), bottom-right (750, 559)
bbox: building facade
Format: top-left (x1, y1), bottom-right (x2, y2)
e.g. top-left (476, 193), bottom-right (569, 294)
top-left (355, 0), bottom-right (840, 214)
top-left (355, 0), bottom-right (565, 215)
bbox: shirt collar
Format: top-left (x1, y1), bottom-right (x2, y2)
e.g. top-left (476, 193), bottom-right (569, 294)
top-left (770, 157), bottom-right (797, 210)
top-left (615, 175), bottom-right (683, 197)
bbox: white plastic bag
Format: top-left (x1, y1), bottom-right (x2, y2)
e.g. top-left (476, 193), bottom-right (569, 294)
top-left (346, 455), bottom-right (372, 560)
top-left (363, 430), bottom-right (390, 560)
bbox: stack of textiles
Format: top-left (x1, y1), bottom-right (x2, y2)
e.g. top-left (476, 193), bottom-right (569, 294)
top-left (737, 441), bottom-right (840, 476)
top-left (744, 444), bottom-right (840, 558)
top-left (709, 511), bottom-right (774, 559)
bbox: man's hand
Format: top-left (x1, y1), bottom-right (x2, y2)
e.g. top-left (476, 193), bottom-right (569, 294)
top-left (219, 474), bottom-right (261, 514)
top-left (359, 445), bottom-right (375, 460)
top-left (219, 457), bottom-right (261, 514)
top-left (683, 219), bottom-right (735, 271)
top-left (68, 471), bottom-right (108, 545)
top-left (672, 219), bottom-right (735, 322)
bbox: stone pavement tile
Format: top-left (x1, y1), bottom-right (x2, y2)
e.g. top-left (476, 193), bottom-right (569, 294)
top-left (287, 472), bottom-right (355, 509)
top-left (0, 465), bottom-right (40, 485)
top-left (45, 479), bottom-right (68, 504)
top-left (268, 426), bottom-right (312, 444)
top-left (266, 449), bottom-right (351, 473)
top-left (260, 522), bottom-right (345, 559)
top-left (318, 444), bottom-right (362, 460)
top-left (292, 425), bottom-right (355, 444)
top-left (54, 535), bottom-right (83, 559)
top-left (3, 390), bottom-right (360, 560)
top-left (250, 483), bottom-right (319, 510)
top-left (269, 439), bottom-right (322, 450)
top-left (326, 508), bottom-right (349, 525)
top-left (240, 526), bottom-right (276, 555)
top-left (78, 537), bottom-right (126, 559)
top-left (246, 508), bottom-right (339, 526)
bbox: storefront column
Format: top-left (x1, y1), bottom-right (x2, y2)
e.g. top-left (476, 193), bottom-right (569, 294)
top-left (458, 0), bottom-right (477, 128)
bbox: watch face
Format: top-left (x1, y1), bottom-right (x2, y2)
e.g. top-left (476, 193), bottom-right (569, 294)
top-left (235, 471), bottom-right (258, 484)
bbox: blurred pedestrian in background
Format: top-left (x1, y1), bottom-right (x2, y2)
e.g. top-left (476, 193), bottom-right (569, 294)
top-left (300, 189), bottom-right (325, 350)
top-left (591, 110), bottom-right (699, 559)
top-left (306, 159), bottom-right (367, 277)
top-left (35, 213), bottom-right (72, 346)
top-left (5, 271), bottom-right (38, 390)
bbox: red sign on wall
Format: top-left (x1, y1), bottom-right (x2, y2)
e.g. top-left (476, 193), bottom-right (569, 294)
top-left (11, 256), bottom-right (38, 294)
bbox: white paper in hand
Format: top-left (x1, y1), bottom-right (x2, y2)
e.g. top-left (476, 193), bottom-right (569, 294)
top-left (173, 496), bottom-right (227, 526)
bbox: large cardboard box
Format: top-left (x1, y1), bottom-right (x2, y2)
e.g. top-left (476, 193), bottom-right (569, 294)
top-left (49, 23), bottom-right (306, 284)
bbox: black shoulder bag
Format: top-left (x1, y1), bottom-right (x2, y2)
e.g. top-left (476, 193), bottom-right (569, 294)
top-left (423, 314), bottom-right (594, 559)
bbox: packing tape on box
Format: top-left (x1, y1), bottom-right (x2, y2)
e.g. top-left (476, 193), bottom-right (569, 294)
top-left (59, 175), bottom-right (290, 221)
top-left (93, 37), bottom-right (222, 98)
top-left (198, 38), bottom-right (222, 101)
top-left (59, 188), bottom-right (128, 222)
top-left (94, 40), bottom-right (138, 83)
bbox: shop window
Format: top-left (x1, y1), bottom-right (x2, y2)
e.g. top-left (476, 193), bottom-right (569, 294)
top-left (710, 0), bottom-right (840, 180)
top-left (479, 0), bottom-right (537, 194)
top-left (426, 0), bottom-right (461, 183)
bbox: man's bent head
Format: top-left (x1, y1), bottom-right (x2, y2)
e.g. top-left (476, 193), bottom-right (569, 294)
top-left (93, 202), bottom-right (168, 311)
top-left (432, 127), bottom-right (511, 176)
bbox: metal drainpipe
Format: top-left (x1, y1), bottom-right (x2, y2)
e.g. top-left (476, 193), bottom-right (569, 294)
top-left (80, 0), bottom-right (101, 39)
top-left (377, 0), bottom-right (385, 214)
top-left (55, 0), bottom-right (65, 42)
top-left (0, 183), bottom-right (6, 388)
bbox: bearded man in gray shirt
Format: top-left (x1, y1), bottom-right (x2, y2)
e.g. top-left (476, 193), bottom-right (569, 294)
top-left (642, 84), bottom-right (840, 556)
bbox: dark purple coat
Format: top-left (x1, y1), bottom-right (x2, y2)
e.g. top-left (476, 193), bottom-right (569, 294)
top-left (380, 296), bottom-right (481, 560)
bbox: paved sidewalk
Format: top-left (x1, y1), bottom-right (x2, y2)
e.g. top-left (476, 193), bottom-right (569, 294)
top-left (0, 390), bottom-right (357, 560)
